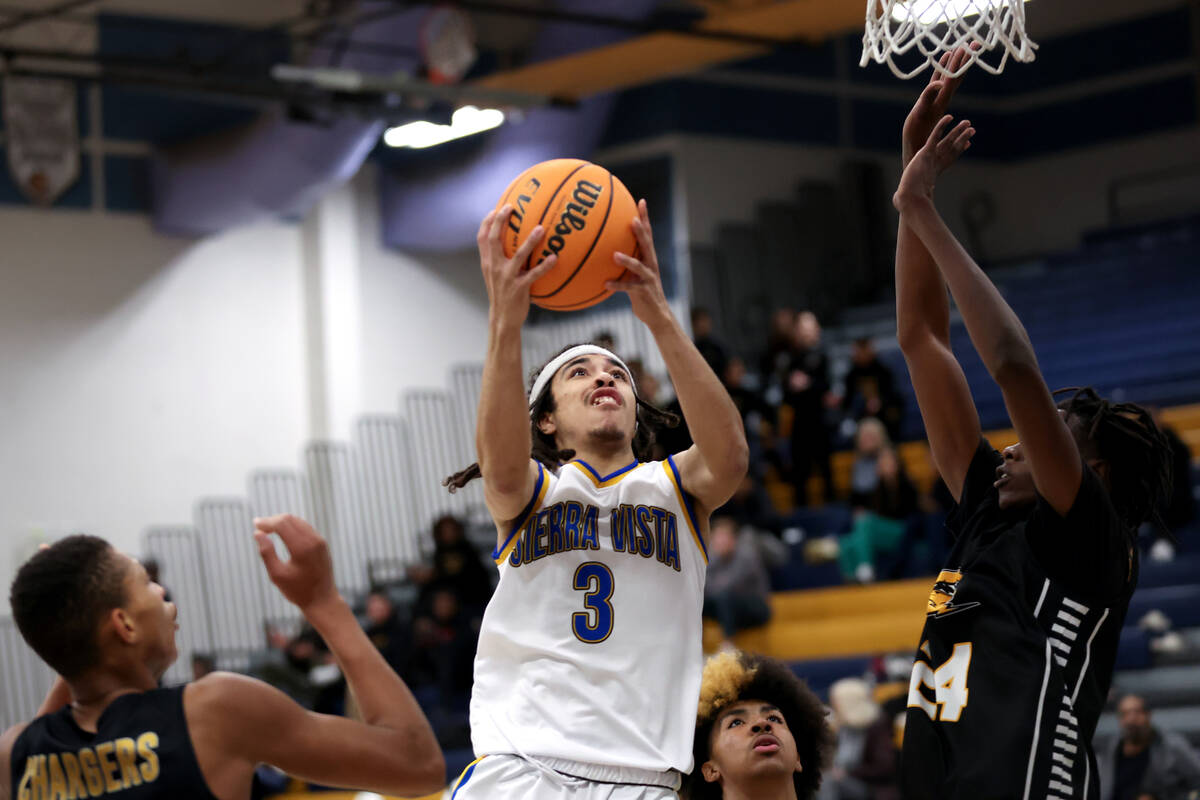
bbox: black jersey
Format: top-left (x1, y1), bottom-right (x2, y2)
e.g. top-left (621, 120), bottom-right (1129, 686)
top-left (901, 439), bottom-right (1135, 800)
top-left (11, 686), bottom-right (218, 800)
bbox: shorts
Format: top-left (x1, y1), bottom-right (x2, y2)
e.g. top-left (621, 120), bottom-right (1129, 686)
top-left (449, 754), bottom-right (681, 800)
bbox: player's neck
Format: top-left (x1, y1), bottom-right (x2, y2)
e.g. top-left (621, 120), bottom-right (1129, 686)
top-left (66, 667), bottom-right (156, 730)
top-left (720, 775), bottom-right (798, 800)
top-left (567, 444), bottom-right (637, 476)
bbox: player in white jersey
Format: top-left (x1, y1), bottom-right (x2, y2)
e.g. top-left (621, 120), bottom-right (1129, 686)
top-left (442, 199), bottom-right (749, 798)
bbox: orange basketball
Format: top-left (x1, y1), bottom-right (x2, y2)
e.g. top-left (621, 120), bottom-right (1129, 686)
top-left (495, 158), bottom-right (638, 311)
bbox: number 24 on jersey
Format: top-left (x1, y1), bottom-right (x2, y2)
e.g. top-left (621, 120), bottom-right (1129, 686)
top-left (908, 642), bottom-right (972, 722)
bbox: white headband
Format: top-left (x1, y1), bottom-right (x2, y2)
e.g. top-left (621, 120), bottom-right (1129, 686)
top-left (528, 345), bottom-right (635, 407)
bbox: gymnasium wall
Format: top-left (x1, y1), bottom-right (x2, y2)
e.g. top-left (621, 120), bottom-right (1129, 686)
top-left (0, 166), bottom-right (489, 605)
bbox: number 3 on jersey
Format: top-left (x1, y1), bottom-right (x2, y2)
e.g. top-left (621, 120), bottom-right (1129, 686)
top-left (908, 642), bottom-right (972, 722)
top-left (572, 562), bottom-right (614, 643)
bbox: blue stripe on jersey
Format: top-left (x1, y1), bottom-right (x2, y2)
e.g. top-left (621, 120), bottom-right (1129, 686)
top-left (665, 454), bottom-right (707, 561)
top-left (571, 458), bottom-right (639, 487)
top-left (450, 755), bottom-right (485, 799)
top-left (492, 464), bottom-right (547, 563)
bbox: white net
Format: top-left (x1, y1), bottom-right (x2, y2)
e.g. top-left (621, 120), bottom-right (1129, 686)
top-left (860, 0), bottom-right (1037, 80)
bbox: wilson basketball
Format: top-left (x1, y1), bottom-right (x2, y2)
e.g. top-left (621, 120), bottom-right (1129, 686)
top-left (495, 158), bottom-right (638, 311)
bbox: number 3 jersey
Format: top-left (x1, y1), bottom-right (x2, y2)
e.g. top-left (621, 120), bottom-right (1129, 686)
top-left (470, 456), bottom-right (709, 775)
top-left (901, 438), bottom-right (1136, 800)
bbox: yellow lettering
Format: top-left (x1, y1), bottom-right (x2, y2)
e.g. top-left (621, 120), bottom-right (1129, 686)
top-left (59, 752), bottom-right (87, 800)
top-left (77, 748), bottom-right (104, 796)
top-left (93, 742), bottom-right (121, 793)
top-left (46, 754), bottom-right (67, 800)
top-left (113, 738), bottom-right (142, 789)
top-left (17, 756), bottom-right (38, 800)
top-left (136, 732), bottom-right (160, 783)
top-left (31, 755), bottom-right (49, 800)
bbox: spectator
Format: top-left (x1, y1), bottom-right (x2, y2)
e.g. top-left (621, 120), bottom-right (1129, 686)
top-left (848, 419), bottom-right (890, 505)
top-left (411, 515), bottom-right (493, 619)
top-left (1096, 693), bottom-right (1200, 800)
top-left (718, 474), bottom-right (779, 535)
top-left (409, 587), bottom-right (478, 706)
top-left (840, 446), bottom-right (918, 583)
top-left (364, 588), bottom-right (412, 675)
top-left (760, 308), bottom-right (798, 404)
top-left (703, 517), bottom-right (773, 647)
top-left (786, 311), bottom-right (837, 505)
top-left (841, 338), bottom-right (904, 441)
top-left (692, 306), bottom-right (729, 378)
top-left (1144, 415), bottom-right (1197, 561)
top-left (191, 652), bottom-right (215, 681)
top-left (593, 329), bottom-right (616, 353)
top-left (820, 678), bottom-right (899, 800)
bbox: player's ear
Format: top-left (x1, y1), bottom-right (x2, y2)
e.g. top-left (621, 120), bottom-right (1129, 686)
top-left (537, 411), bottom-right (556, 436)
top-left (110, 607), bottom-right (138, 645)
top-left (1088, 457), bottom-right (1111, 487)
top-left (794, 754), bottom-right (803, 774)
top-left (701, 759), bottom-right (720, 783)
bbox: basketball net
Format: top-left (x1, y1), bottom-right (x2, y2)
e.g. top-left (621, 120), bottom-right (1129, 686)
top-left (860, 0), bottom-right (1037, 79)
top-left (420, 4), bottom-right (477, 85)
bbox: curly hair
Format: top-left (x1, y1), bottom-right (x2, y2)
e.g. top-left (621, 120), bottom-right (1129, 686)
top-left (444, 342), bottom-right (679, 491)
top-left (1055, 387), bottom-right (1172, 533)
top-left (684, 650), bottom-right (834, 800)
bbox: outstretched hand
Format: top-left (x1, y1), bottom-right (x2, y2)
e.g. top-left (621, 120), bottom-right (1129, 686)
top-left (894, 115), bottom-right (975, 212)
top-left (606, 199), bottom-right (671, 326)
top-left (254, 514), bottom-right (339, 613)
top-left (478, 206), bottom-right (559, 328)
top-left (903, 45), bottom-right (975, 167)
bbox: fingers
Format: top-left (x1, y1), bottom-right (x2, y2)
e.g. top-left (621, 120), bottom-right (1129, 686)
top-left (476, 209), bottom-right (495, 247)
top-left (927, 114), bottom-right (955, 146)
top-left (253, 530), bottom-right (284, 576)
top-left (614, 251), bottom-right (653, 279)
top-left (631, 200), bottom-right (658, 268)
top-left (510, 224), bottom-right (546, 270)
top-left (603, 271), bottom-right (638, 293)
top-left (523, 252), bottom-right (558, 283)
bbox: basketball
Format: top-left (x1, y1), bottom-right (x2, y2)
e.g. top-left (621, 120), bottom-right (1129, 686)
top-left (495, 158), bottom-right (638, 311)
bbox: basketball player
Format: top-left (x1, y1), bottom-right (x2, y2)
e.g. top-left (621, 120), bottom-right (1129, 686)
top-left (683, 650), bottom-right (832, 800)
top-left (442, 200), bottom-right (748, 797)
top-left (893, 49), bottom-right (1173, 798)
top-left (0, 514), bottom-right (444, 800)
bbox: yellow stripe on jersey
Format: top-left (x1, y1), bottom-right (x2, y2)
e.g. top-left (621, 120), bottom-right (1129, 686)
top-left (493, 464), bottom-right (550, 565)
top-left (567, 459), bottom-right (639, 488)
top-left (450, 755), bottom-right (487, 799)
top-left (662, 456), bottom-right (708, 563)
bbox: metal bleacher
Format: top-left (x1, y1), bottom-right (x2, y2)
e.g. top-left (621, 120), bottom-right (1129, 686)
top-left (0, 298), bottom-right (688, 733)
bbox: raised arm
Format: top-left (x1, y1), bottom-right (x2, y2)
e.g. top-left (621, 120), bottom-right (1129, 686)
top-left (475, 208), bottom-right (558, 524)
top-left (187, 514), bottom-right (444, 797)
top-left (896, 47), bottom-right (981, 499)
top-left (609, 200), bottom-right (749, 511)
top-left (895, 118), bottom-right (1083, 515)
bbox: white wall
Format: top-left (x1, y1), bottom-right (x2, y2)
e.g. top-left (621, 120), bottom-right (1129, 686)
top-left (0, 210), bottom-right (309, 594)
top-left (0, 165), bottom-right (493, 604)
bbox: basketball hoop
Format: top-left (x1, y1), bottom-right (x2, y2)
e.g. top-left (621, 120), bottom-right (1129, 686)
top-left (860, 0), bottom-right (1037, 80)
top-left (419, 4), bottom-right (478, 85)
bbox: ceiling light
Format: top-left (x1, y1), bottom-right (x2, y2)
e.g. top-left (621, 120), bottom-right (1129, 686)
top-left (383, 105), bottom-right (505, 149)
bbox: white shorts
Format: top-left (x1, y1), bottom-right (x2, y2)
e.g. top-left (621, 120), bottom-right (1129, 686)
top-left (449, 754), bottom-right (681, 800)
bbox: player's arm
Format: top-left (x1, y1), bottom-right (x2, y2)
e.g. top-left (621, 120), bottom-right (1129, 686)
top-left (475, 207), bottom-right (558, 525)
top-left (190, 514), bottom-right (444, 795)
top-left (608, 200), bottom-right (749, 510)
top-left (896, 47), bottom-right (981, 499)
top-left (895, 118), bottom-right (1083, 516)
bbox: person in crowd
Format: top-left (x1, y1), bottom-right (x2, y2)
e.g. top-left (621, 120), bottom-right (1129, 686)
top-left (410, 515), bottom-right (493, 620)
top-left (1096, 693), bottom-right (1200, 800)
top-left (364, 588), bottom-right (412, 677)
top-left (786, 311), bottom-right (836, 505)
top-left (819, 678), bottom-right (899, 800)
top-left (760, 309), bottom-right (799, 405)
top-left (703, 517), bottom-right (774, 647)
top-left (593, 330), bottom-right (617, 354)
top-left (840, 445), bottom-right (918, 583)
top-left (683, 649), bottom-right (833, 800)
top-left (847, 419), bottom-right (891, 507)
top-left (841, 338), bottom-right (904, 442)
top-left (693, 307), bottom-right (729, 379)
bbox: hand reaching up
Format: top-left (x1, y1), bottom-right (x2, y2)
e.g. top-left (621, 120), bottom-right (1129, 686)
top-left (894, 115), bottom-right (975, 212)
top-left (903, 45), bottom-right (976, 167)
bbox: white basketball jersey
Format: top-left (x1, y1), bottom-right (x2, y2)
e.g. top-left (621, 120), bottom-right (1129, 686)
top-left (470, 455), bottom-right (709, 774)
